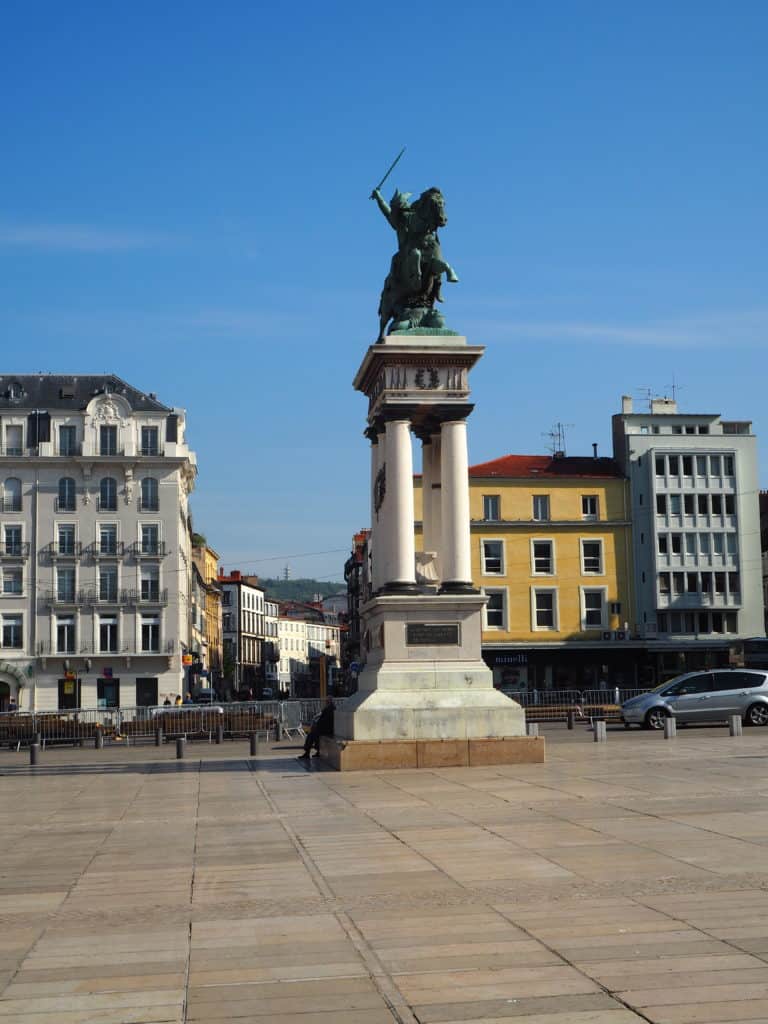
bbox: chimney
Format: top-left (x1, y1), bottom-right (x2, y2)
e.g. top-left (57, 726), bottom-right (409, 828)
top-left (231, 570), bottom-right (241, 580)
top-left (621, 395), bottom-right (633, 414)
top-left (592, 443), bottom-right (598, 459)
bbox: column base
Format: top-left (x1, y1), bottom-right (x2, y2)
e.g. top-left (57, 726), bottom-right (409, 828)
top-left (319, 735), bottom-right (545, 771)
top-left (438, 581), bottom-right (480, 595)
top-left (376, 581), bottom-right (422, 595)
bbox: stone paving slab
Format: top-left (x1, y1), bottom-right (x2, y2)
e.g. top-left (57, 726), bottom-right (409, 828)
top-left (3, 726), bottom-right (768, 1021)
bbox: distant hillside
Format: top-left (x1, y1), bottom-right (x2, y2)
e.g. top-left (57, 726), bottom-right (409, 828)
top-left (261, 578), bottom-right (346, 602)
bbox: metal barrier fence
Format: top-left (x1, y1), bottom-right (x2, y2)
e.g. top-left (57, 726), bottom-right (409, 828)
top-left (0, 698), bottom-right (354, 749)
top-left (499, 688), bottom-right (652, 723)
top-left (0, 691), bottom-right (642, 747)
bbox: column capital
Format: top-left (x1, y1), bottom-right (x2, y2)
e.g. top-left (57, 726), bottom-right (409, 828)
top-left (370, 404), bottom-right (474, 437)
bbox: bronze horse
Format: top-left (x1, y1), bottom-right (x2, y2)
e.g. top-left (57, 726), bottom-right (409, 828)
top-left (372, 187), bottom-right (459, 339)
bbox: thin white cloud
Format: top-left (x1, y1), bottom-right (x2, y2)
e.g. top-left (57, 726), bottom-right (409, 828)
top-left (467, 310), bottom-right (768, 349)
top-left (0, 223), bottom-right (168, 251)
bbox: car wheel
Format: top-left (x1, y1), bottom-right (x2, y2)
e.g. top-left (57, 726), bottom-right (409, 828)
top-left (644, 707), bottom-right (668, 730)
top-left (745, 703), bottom-right (768, 727)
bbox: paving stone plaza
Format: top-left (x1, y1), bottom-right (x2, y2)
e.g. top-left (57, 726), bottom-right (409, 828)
top-left (2, 727), bottom-right (768, 1023)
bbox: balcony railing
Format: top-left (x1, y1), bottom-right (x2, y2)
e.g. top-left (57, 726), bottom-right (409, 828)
top-left (89, 541), bottom-right (125, 558)
top-left (0, 446), bottom-right (24, 457)
top-left (139, 446), bottom-right (163, 457)
top-left (54, 498), bottom-right (77, 513)
top-left (96, 497), bottom-right (119, 512)
top-left (57, 443), bottom-right (82, 456)
top-left (0, 542), bottom-right (29, 558)
top-left (1, 499), bottom-right (22, 513)
top-left (131, 541), bottom-right (166, 558)
top-left (123, 588), bottom-right (168, 606)
top-left (137, 500), bottom-right (160, 513)
top-left (49, 541), bottom-right (82, 558)
top-left (98, 447), bottom-right (124, 457)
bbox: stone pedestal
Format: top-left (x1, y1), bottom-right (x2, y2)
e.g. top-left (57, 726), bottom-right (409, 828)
top-left (334, 592), bottom-right (525, 741)
top-left (329, 332), bottom-right (538, 771)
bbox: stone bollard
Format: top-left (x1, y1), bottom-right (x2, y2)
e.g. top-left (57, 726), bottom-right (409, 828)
top-left (567, 709), bottom-right (575, 730)
top-left (95, 730), bottom-right (104, 750)
top-left (664, 717), bottom-right (677, 739)
top-left (216, 723), bottom-right (224, 745)
top-left (729, 715), bottom-right (743, 737)
top-left (249, 732), bottom-right (258, 756)
top-left (30, 742), bottom-right (40, 766)
top-left (176, 737), bottom-right (185, 759)
top-left (155, 727), bottom-right (163, 747)
top-left (527, 722), bottom-right (539, 738)
top-left (593, 720), bottom-right (607, 743)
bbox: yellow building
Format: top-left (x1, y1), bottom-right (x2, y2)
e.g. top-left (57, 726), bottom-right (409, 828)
top-left (416, 453), bottom-right (636, 692)
top-left (192, 541), bottom-right (223, 690)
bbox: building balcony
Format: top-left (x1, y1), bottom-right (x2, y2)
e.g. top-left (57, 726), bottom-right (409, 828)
top-left (1, 499), bottom-right (22, 513)
top-left (0, 542), bottom-right (29, 559)
top-left (48, 541), bottom-right (83, 559)
top-left (96, 498), bottom-right (119, 513)
top-left (39, 640), bottom-right (176, 658)
top-left (139, 446), bottom-right (164, 457)
top-left (123, 587), bottom-right (168, 606)
top-left (89, 541), bottom-right (125, 559)
top-left (137, 500), bottom-right (160, 513)
top-left (54, 498), bottom-right (77, 513)
top-left (0, 446), bottom-right (24, 458)
top-left (56, 443), bottom-right (83, 457)
top-left (657, 592), bottom-right (741, 610)
top-left (131, 541), bottom-right (167, 558)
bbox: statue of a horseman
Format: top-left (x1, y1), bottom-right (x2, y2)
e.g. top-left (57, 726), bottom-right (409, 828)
top-left (370, 177), bottom-right (459, 340)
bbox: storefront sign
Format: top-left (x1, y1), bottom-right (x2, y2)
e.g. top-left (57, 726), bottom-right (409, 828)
top-left (493, 654), bottom-right (528, 666)
top-left (182, 654), bottom-right (193, 666)
top-left (406, 623), bottom-right (460, 646)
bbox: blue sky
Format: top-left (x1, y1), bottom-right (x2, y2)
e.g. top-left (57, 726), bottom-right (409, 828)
top-left (2, 2), bottom-right (766, 582)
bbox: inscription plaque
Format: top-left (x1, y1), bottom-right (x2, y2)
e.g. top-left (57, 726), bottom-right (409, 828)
top-left (406, 623), bottom-right (460, 646)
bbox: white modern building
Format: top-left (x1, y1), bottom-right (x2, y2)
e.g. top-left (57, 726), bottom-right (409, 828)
top-left (278, 616), bottom-right (308, 695)
top-left (219, 571), bottom-right (264, 697)
top-left (0, 374), bottom-right (197, 710)
top-left (612, 395), bottom-right (764, 666)
top-left (264, 597), bottom-right (280, 694)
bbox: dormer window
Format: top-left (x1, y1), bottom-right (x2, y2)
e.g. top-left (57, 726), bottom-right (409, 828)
top-left (9, 383), bottom-right (23, 400)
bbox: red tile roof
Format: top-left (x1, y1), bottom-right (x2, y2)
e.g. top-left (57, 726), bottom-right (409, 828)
top-left (469, 454), bottom-right (623, 479)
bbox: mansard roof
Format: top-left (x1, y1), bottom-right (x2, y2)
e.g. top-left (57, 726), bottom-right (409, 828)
top-left (0, 374), bottom-right (171, 412)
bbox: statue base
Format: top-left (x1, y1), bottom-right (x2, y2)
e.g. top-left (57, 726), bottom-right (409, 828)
top-left (334, 593), bottom-right (526, 742)
top-left (319, 735), bottom-right (544, 771)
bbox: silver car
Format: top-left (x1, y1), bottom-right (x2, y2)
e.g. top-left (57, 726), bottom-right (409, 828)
top-left (622, 669), bottom-right (768, 730)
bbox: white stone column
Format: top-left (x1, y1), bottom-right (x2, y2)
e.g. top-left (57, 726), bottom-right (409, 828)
top-left (421, 438), bottom-right (434, 554)
top-left (369, 431), bottom-right (382, 592)
top-left (384, 418), bottom-right (416, 588)
top-left (440, 419), bottom-right (473, 589)
top-left (430, 432), bottom-right (443, 580)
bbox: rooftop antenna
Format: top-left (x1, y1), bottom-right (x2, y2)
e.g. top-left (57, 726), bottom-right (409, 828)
top-left (665, 376), bottom-right (684, 403)
top-left (283, 564), bottom-right (291, 581)
top-left (635, 387), bottom-right (653, 412)
top-left (542, 421), bottom-right (573, 457)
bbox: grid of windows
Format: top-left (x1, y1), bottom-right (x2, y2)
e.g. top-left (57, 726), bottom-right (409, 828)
top-left (484, 589), bottom-right (506, 628)
top-left (481, 540), bottom-right (503, 575)
top-left (532, 589), bottom-right (557, 630)
top-left (581, 539), bottom-right (603, 574)
top-left (1, 615), bottom-right (22, 648)
top-left (531, 540), bottom-right (554, 575)
top-left (532, 495), bottom-right (550, 522)
top-left (482, 495), bottom-right (500, 521)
